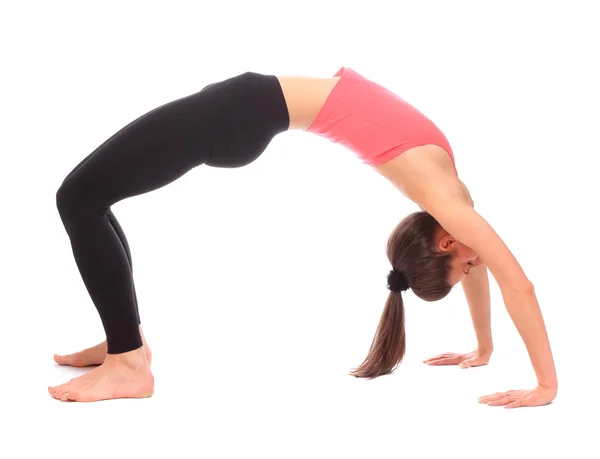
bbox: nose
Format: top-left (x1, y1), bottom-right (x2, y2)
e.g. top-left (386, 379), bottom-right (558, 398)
top-left (472, 255), bottom-right (484, 267)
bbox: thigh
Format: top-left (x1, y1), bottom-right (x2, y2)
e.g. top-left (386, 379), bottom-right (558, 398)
top-left (61, 110), bottom-right (157, 184)
top-left (62, 89), bottom-right (217, 207)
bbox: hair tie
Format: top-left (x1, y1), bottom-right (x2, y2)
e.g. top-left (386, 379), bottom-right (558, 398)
top-left (387, 269), bottom-right (410, 293)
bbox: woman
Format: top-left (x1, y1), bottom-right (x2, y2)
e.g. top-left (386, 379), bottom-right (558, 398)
top-left (50, 68), bottom-right (557, 407)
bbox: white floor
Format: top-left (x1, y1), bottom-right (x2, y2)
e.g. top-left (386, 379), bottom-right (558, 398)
top-left (3, 1), bottom-right (600, 457)
top-left (5, 321), bottom-right (598, 458)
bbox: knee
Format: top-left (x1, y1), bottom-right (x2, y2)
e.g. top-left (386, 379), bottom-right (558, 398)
top-left (56, 181), bottom-right (71, 221)
top-left (56, 178), bottom-right (84, 226)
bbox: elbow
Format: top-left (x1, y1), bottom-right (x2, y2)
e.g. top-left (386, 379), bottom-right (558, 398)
top-left (504, 281), bottom-right (535, 299)
top-left (519, 281), bottom-right (535, 295)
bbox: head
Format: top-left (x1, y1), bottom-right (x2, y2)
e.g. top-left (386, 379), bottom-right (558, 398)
top-left (349, 210), bottom-right (484, 379)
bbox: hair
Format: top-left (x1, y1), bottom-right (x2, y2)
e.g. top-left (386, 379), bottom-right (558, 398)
top-left (349, 211), bottom-right (455, 379)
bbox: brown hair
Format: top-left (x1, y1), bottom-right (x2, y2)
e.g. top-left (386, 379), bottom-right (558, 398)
top-left (349, 211), bottom-right (454, 379)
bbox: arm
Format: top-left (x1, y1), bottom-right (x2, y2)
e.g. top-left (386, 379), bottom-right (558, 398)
top-left (461, 264), bottom-right (493, 353)
top-left (425, 264), bottom-right (493, 368)
top-left (459, 181), bottom-right (493, 353)
top-left (422, 188), bottom-right (557, 405)
top-left (424, 184), bottom-right (493, 367)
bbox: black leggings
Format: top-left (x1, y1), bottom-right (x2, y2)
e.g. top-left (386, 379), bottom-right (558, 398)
top-left (56, 72), bottom-right (289, 354)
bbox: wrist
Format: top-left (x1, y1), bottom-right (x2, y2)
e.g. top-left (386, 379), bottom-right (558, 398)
top-left (477, 345), bottom-right (493, 356)
top-left (538, 380), bottom-right (558, 394)
top-left (537, 384), bottom-right (558, 401)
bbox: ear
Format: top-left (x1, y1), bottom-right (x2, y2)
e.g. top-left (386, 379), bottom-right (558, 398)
top-left (423, 192), bottom-right (533, 294)
top-left (438, 234), bottom-right (457, 252)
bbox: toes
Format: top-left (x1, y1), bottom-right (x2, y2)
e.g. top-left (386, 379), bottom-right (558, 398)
top-left (48, 385), bottom-right (60, 396)
top-left (49, 386), bottom-right (65, 400)
top-left (50, 377), bottom-right (89, 400)
top-left (54, 354), bottom-right (69, 365)
top-left (52, 380), bottom-right (75, 397)
top-left (68, 355), bottom-right (84, 366)
top-left (52, 386), bottom-right (67, 398)
top-left (65, 391), bottom-right (96, 402)
top-left (54, 353), bottom-right (83, 366)
top-left (54, 353), bottom-right (88, 367)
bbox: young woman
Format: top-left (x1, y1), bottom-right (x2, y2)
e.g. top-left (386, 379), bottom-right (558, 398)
top-left (50, 68), bottom-right (557, 407)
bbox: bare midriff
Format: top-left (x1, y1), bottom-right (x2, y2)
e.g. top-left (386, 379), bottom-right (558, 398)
top-left (276, 76), bottom-right (341, 131)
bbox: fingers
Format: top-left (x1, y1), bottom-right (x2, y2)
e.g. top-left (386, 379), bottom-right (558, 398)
top-left (423, 353), bottom-right (456, 363)
top-left (490, 396), bottom-right (535, 408)
top-left (460, 357), bottom-right (489, 369)
top-left (479, 392), bottom-right (516, 406)
top-left (487, 397), bottom-right (513, 406)
top-left (506, 390), bottom-right (526, 397)
top-left (504, 400), bottom-right (525, 409)
top-left (424, 351), bottom-right (488, 367)
top-left (478, 392), bottom-right (507, 403)
top-left (479, 390), bottom-right (537, 409)
top-left (479, 390), bottom-right (525, 401)
top-left (459, 358), bottom-right (475, 369)
top-left (425, 356), bottom-right (463, 366)
top-left (505, 395), bottom-right (536, 409)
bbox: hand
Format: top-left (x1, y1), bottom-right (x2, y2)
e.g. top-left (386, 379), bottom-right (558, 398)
top-left (423, 349), bottom-right (491, 369)
top-left (478, 384), bottom-right (557, 409)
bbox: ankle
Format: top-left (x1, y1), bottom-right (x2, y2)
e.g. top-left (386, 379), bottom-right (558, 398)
top-left (105, 347), bottom-right (149, 369)
top-left (139, 326), bottom-right (151, 347)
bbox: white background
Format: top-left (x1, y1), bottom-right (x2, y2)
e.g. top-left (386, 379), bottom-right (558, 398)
top-left (1, 0), bottom-right (599, 457)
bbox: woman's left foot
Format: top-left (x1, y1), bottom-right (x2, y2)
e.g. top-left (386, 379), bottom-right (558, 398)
top-left (48, 347), bottom-right (154, 402)
top-left (53, 326), bottom-right (153, 367)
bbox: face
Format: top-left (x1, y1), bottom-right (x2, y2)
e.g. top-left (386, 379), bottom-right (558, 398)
top-left (437, 231), bottom-right (485, 286)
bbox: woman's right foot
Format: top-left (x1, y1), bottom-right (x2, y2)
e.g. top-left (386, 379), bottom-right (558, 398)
top-left (54, 327), bottom-right (152, 367)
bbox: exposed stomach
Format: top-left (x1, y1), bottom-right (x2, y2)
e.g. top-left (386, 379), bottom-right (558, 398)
top-left (276, 75), bottom-right (341, 130)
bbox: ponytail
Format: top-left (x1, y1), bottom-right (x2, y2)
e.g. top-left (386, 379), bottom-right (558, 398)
top-left (349, 291), bottom-right (406, 379)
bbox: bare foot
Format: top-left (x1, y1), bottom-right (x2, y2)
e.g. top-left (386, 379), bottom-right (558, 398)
top-left (48, 347), bottom-right (154, 402)
top-left (54, 326), bottom-right (152, 367)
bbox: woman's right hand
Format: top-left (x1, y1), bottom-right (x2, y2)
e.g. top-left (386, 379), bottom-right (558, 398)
top-left (423, 349), bottom-right (492, 369)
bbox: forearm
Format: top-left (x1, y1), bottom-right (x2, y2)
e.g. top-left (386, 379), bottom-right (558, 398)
top-left (461, 265), bottom-right (493, 351)
top-left (503, 286), bottom-right (557, 390)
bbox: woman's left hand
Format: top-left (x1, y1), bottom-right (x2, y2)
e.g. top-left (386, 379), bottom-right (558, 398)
top-left (423, 349), bottom-right (491, 368)
top-left (478, 384), bottom-right (557, 409)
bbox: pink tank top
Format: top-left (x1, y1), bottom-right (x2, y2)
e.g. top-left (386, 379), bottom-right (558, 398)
top-left (307, 67), bottom-right (455, 169)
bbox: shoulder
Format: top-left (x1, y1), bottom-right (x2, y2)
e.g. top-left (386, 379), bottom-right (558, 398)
top-left (422, 186), bottom-right (533, 294)
top-left (376, 145), bottom-right (532, 294)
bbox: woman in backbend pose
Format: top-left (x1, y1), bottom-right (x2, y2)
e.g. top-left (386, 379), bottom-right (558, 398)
top-left (50, 67), bottom-right (557, 408)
